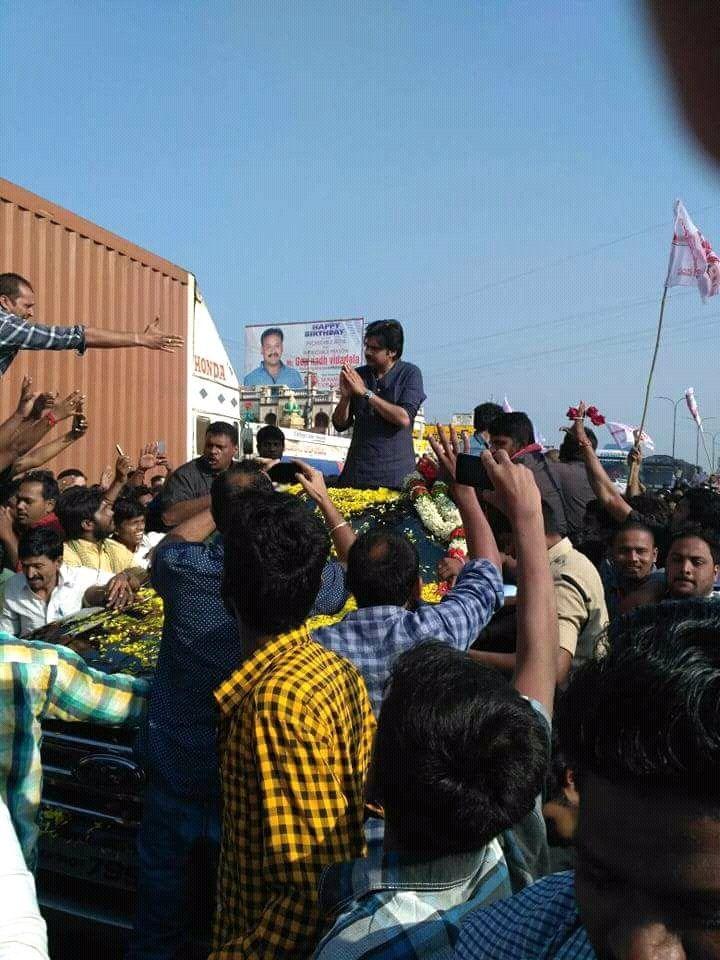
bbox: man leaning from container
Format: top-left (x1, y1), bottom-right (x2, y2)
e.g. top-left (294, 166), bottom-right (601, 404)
top-left (243, 326), bottom-right (305, 388)
top-left (0, 273), bottom-right (183, 376)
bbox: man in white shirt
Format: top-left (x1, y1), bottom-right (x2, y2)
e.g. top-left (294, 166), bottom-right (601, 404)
top-left (0, 529), bottom-right (130, 637)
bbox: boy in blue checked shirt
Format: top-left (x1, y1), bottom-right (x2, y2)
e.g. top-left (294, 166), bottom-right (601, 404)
top-left (313, 446), bottom-right (559, 960)
top-left (313, 427), bottom-right (507, 717)
top-left (0, 633), bottom-right (148, 869)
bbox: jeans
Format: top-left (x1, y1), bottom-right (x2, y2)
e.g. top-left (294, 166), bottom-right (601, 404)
top-left (126, 777), bottom-right (221, 960)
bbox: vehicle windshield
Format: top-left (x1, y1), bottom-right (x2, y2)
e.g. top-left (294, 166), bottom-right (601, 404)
top-left (597, 453), bottom-right (629, 484)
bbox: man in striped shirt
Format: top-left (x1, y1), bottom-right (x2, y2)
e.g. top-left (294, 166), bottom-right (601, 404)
top-left (0, 273), bottom-right (183, 375)
top-left (0, 634), bottom-right (148, 868)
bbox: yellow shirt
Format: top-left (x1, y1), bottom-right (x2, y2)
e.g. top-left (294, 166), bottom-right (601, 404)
top-left (211, 625), bottom-right (375, 959)
top-left (63, 538), bottom-right (136, 577)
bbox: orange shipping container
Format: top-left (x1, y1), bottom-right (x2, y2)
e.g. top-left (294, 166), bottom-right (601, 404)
top-left (0, 178), bottom-right (240, 482)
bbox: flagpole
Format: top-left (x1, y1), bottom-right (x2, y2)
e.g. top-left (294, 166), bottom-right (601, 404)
top-left (637, 285), bottom-right (669, 445)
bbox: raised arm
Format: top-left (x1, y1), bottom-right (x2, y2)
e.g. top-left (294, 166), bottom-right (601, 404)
top-left (0, 392), bottom-right (83, 475)
top-left (0, 377), bottom-right (36, 452)
top-left (84, 318), bottom-right (183, 352)
top-left (565, 402), bottom-right (631, 523)
top-left (483, 450), bottom-right (559, 717)
top-left (12, 413), bottom-right (88, 477)
top-left (293, 461), bottom-right (357, 563)
top-left (428, 426), bottom-right (502, 571)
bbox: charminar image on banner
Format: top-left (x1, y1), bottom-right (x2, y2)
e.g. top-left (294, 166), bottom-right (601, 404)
top-left (243, 318), bottom-right (364, 390)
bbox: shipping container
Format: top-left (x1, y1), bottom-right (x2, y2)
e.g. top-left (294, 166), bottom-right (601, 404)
top-left (0, 177), bottom-right (239, 482)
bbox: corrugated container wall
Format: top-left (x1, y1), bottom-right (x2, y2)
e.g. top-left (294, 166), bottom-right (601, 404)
top-left (0, 179), bottom-right (188, 483)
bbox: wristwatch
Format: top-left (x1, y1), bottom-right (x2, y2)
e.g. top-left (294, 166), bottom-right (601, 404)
top-left (363, 389), bottom-right (374, 401)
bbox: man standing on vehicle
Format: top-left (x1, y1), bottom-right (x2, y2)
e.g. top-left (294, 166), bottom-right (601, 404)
top-left (333, 320), bottom-right (425, 490)
top-left (0, 273), bottom-right (183, 375)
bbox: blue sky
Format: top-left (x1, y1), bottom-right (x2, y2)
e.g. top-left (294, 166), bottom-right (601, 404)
top-left (2, 0), bottom-right (719, 462)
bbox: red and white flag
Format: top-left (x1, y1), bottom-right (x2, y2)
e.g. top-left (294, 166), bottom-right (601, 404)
top-left (685, 387), bottom-right (703, 429)
top-left (666, 199), bottom-right (720, 299)
top-left (607, 421), bottom-right (655, 453)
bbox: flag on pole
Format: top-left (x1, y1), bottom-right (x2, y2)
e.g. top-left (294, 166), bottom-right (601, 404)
top-left (685, 387), bottom-right (703, 429)
top-left (666, 200), bottom-right (720, 299)
top-left (607, 421), bottom-right (655, 453)
top-left (502, 396), bottom-right (513, 413)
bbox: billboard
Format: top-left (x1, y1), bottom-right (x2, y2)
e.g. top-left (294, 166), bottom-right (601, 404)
top-left (244, 319), bottom-right (364, 391)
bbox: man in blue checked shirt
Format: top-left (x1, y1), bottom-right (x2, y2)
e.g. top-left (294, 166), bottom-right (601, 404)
top-left (313, 446), bottom-right (559, 960)
top-left (313, 427), bottom-right (506, 717)
top-left (0, 273), bottom-right (183, 375)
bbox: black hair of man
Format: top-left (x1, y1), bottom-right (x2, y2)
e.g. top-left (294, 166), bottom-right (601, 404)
top-left (473, 402), bottom-right (503, 434)
top-left (346, 531), bottom-right (419, 608)
top-left (18, 527), bottom-right (64, 563)
top-left (609, 518), bottom-right (657, 548)
top-left (668, 523), bottom-right (720, 564)
top-left (206, 421), bottom-right (239, 446)
top-left (130, 485), bottom-right (154, 501)
top-left (113, 496), bottom-right (146, 525)
top-left (20, 470), bottom-right (60, 507)
top-left (364, 319), bottom-right (404, 359)
top-left (682, 487), bottom-right (720, 533)
top-left (372, 642), bottom-right (549, 856)
top-left (541, 500), bottom-right (561, 538)
top-left (222, 491), bottom-right (329, 635)
top-left (56, 486), bottom-right (105, 540)
top-left (556, 598), bottom-right (720, 795)
top-left (57, 468), bottom-right (87, 483)
top-left (211, 461), bottom-right (273, 534)
top-left (0, 273), bottom-right (32, 300)
top-left (626, 492), bottom-right (672, 532)
top-left (559, 428), bottom-right (598, 462)
top-left (0, 478), bottom-right (20, 508)
top-left (488, 411), bottom-right (535, 450)
top-left (256, 425), bottom-right (285, 447)
top-left (261, 327), bottom-right (284, 345)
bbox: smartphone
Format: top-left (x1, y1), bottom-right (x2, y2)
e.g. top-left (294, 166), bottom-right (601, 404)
top-left (455, 452), bottom-right (493, 491)
top-left (157, 440), bottom-right (166, 455)
top-left (268, 462), bottom-right (300, 484)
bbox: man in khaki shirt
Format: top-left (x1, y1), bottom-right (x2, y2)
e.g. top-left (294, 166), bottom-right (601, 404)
top-left (547, 529), bottom-right (608, 684)
top-left (473, 501), bottom-right (608, 687)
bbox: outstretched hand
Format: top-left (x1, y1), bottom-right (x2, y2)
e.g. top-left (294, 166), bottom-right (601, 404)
top-left (142, 318), bottom-right (184, 353)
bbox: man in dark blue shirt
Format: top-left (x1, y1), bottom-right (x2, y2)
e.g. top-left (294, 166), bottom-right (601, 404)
top-left (128, 460), bottom-right (354, 959)
top-left (333, 320), bottom-right (425, 489)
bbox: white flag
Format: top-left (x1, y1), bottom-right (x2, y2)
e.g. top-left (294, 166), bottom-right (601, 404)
top-left (666, 199), bottom-right (720, 299)
top-left (607, 421), bottom-right (655, 453)
top-left (502, 396), bottom-right (513, 413)
top-left (685, 387), bottom-right (703, 429)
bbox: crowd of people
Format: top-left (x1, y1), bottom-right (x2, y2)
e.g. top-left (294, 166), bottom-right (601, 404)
top-left (0, 282), bottom-right (718, 960)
